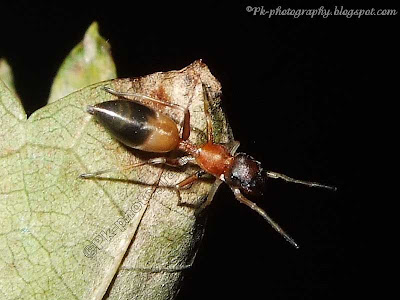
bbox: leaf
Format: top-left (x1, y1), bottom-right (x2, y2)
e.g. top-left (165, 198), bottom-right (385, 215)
top-left (0, 58), bottom-right (233, 299)
top-left (48, 22), bottom-right (117, 104)
top-left (0, 58), bottom-right (17, 94)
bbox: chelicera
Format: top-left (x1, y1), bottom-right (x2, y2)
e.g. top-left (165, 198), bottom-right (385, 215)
top-left (80, 84), bottom-right (336, 248)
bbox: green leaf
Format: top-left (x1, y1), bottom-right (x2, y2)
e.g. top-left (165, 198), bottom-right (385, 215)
top-left (48, 22), bottom-right (117, 103)
top-left (0, 59), bottom-right (232, 299)
top-left (0, 58), bottom-right (17, 94)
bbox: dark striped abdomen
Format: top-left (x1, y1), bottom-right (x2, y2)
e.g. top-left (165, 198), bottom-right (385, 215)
top-left (88, 100), bottom-right (180, 153)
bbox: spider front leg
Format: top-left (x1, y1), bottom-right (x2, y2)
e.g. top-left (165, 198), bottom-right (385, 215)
top-left (232, 187), bottom-right (299, 249)
top-left (201, 83), bottom-right (214, 143)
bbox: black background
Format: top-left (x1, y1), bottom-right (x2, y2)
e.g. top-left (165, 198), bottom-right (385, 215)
top-left (1, 1), bottom-right (394, 299)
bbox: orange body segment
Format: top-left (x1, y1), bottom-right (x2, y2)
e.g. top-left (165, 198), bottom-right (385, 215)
top-left (195, 143), bottom-right (234, 178)
top-left (143, 112), bottom-right (181, 153)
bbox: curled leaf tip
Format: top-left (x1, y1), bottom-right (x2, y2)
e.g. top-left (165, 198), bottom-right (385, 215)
top-left (48, 22), bottom-right (117, 103)
top-left (0, 58), bottom-right (16, 92)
